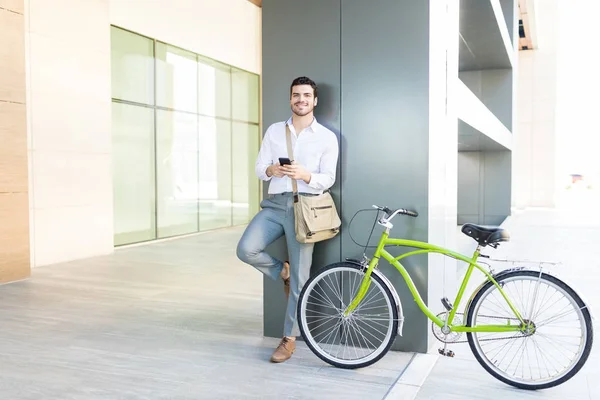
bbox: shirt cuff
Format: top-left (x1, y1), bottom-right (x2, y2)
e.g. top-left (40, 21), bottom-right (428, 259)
top-left (306, 173), bottom-right (326, 190)
top-left (257, 165), bottom-right (272, 181)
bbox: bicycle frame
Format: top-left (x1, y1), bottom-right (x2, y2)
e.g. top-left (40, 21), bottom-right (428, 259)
top-left (344, 229), bottom-right (526, 333)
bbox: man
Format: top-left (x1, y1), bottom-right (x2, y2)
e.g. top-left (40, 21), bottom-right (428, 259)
top-left (236, 76), bottom-right (339, 363)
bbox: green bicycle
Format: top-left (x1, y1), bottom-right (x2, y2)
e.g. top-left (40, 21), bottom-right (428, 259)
top-left (297, 205), bottom-right (594, 390)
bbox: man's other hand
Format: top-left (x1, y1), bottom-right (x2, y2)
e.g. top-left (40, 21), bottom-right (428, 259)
top-left (267, 163), bottom-right (286, 178)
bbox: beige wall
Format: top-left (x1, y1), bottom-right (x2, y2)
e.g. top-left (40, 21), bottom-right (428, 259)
top-left (23, 0), bottom-right (262, 268)
top-left (24, 0), bottom-right (113, 267)
top-left (0, 0), bottom-right (31, 282)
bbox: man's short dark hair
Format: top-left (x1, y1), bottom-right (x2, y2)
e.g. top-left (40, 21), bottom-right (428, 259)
top-left (290, 76), bottom-right (318, 98)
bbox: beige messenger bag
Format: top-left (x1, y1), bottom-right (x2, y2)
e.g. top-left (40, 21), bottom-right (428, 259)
top-left (285, 125), bottom-right (341, 244)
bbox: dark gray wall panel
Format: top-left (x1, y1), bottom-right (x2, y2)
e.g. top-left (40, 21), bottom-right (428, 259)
top-left (458, 150), bottom-right (511, 225)
top-left (261, 0), bottom-right (342, 338)
top-left (458, 152), bottom-right (481, 224)
top-left (341, 0), bottom-right (430, 353)
top-left (483, 150), bottom-right (511, 223)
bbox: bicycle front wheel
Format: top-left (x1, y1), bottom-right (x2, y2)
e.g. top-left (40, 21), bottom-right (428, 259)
top-left (297, 262), bottom-right (398, 369)
top-left (467, 270), bottom-right (593, 390)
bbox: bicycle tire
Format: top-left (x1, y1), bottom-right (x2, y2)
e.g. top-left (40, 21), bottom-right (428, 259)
top-left (297, 262), bottom-right (399, 369)
top-left (466, 270), bottom-right (593, 390)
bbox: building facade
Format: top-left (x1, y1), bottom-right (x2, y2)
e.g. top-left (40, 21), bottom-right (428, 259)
top-left (1, 0), bottom-right (559, 353)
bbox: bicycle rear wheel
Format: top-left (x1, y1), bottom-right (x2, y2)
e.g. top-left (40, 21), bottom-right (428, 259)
top-left (467, 270), bottom-right (593, 390)
top-left (297, 262), bottom-right (398, 369)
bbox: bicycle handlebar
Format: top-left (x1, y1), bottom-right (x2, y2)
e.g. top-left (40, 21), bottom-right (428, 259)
top-left (372, 205), bottom-right (419, 219)
top-left (400, 208), bottom-right (419, 218)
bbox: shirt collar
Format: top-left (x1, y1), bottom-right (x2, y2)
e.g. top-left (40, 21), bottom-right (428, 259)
top-left (286, 116), bottom-right (318, 133)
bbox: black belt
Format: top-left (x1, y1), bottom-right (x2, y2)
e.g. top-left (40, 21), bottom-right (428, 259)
top-left (270, 192), bottom-right (319, 198)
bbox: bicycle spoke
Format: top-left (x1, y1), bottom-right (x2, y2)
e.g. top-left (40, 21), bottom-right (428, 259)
top-left (306, 300), bottom-right (341, 312)
top-left (307, 314), bottom-right (339, 331)
top-left (313, 281), bottom-right (342, 310)
top-left (536, 307), bottom-right (579, 328)
top-left (347, 316), bottom-right (379, 350)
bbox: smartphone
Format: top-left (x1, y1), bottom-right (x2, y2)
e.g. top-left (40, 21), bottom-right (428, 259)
top-left (278, 157), bottom-right (292, 166)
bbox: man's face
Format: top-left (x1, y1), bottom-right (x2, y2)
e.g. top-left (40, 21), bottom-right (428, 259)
top-left (290, 85), bottom-right (317, 117)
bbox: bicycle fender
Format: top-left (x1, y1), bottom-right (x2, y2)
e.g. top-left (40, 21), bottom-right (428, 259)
top-left (535, 267), bottom-right (595, 321)
top-left (345, 258), bottom-right (405, 336)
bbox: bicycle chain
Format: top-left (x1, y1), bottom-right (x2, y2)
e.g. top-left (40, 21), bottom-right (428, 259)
top-left (432, 312), bottom-right (528, 344)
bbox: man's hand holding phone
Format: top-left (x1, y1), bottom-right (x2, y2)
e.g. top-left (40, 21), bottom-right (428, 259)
top-left (267, 158), bottom-right (311, 183)
top-left (279, 158), bottom-right (311, 184)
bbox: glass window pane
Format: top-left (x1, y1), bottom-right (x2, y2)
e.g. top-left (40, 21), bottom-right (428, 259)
top-left (156, 42), bottom-right (198, 113)
top-left (111, 26), bottom-right (154, 105)
top-left (198, 56), bottom-right (231, 119)
top-left (232, 69), bottom-right (260, 123)
top-left (232, 122), bottom-right (260, 225)
top-left (112, 102), bottom-right (156, 245)
top-left (156, 110), bottom-right (199, 238)
top-left (199, 117), bottom-right (232, 230)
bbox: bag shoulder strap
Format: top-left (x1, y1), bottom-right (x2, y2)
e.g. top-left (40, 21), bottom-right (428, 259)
top-left (285, 124), bottom-right (299, 202)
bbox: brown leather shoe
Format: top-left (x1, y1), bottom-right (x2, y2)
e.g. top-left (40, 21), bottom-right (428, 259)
top-left (270, 337), bottom-right (295, 363)
top-left (282, 261), bottom-right (290, 299)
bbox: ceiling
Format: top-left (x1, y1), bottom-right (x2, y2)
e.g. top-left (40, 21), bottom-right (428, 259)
top-left (458, 120), bottom-right (511, 152)
top-left (458, 0), bottom-right (513, 71)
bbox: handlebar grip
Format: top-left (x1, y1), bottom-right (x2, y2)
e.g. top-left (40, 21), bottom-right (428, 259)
top-left (403, 209), bottom-right (419, 217)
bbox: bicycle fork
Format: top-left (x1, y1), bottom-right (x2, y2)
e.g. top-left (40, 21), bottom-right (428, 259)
top-left (343, 258), bottom-right (378, 316)
top-left (344, 228), bottom-right (392, 316)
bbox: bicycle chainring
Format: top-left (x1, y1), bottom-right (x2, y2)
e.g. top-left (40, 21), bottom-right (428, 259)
top-left (432, 312), bottom-right (464, 344)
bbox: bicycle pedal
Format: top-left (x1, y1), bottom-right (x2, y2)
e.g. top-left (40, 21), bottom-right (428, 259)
top-left (438, 348), bottom-right (455, 357)
top-left (440, 297), bottom-right (453, 311)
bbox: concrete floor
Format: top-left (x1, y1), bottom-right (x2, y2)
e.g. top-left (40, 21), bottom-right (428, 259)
top-left (0, 226), bottom-right (413, 400)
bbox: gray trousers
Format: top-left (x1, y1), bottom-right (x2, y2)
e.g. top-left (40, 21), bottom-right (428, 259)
top-left (236, 192), bottom-right (315, 337)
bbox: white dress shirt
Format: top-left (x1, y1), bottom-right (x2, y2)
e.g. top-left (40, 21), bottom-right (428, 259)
top-left (255, 117), bottom-right (339, 195)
